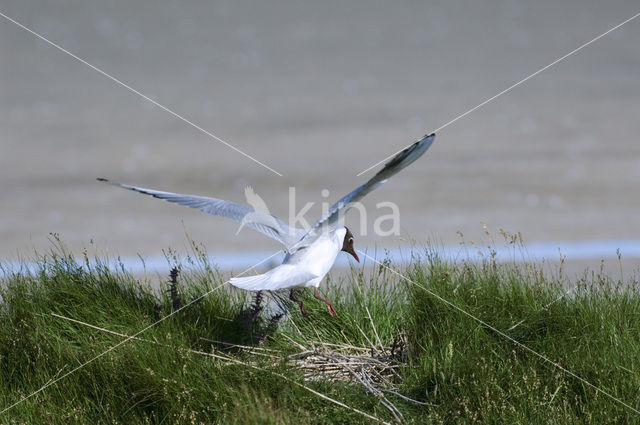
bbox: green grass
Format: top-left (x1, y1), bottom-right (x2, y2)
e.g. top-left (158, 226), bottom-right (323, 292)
top-left (0, 242), bottom-right (639, 424)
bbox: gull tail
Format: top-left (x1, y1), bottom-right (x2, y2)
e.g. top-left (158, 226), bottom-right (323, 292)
top-left (229, 265), bottom-right (317, 291)
top-left (229, 273), bottom-right (274, 291)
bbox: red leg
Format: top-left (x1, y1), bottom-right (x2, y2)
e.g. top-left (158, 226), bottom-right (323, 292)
top-left (289, 289), bottom-right (307, 316)
top-left (314, 288), bottom-right (337, 316)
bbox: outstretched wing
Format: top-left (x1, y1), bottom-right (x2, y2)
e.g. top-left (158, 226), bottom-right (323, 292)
top-left (97, 178), bottom-right (306, 249)
top-left (308, 133), bottom-right (436, 233)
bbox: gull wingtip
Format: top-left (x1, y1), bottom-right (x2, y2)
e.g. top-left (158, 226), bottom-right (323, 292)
top-left (97, 177), bottom-right (121, 187)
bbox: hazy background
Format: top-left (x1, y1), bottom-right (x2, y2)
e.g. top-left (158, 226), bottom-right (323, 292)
top-left (1, 0), bottom-right (639, 274)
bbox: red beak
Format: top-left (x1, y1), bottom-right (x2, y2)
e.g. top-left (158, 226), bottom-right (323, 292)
top-left (348, 249), bottom-right (359, 263)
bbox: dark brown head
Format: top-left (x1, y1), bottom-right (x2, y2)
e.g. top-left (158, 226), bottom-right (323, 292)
top-left (341, 227), bottom-right (359, 262)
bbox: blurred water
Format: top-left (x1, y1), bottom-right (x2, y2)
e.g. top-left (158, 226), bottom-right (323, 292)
top-left (1, 0), bottom-right (639, 268)
top-left (3, 239), bottom-right (638, 278)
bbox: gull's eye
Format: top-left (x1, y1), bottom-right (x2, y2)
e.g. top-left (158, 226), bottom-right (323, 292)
top-left (349, 237), bottom-right (354, 243)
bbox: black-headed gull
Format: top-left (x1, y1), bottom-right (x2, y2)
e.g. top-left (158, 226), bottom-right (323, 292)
top-left (98, 133), bottom-right (435, 315)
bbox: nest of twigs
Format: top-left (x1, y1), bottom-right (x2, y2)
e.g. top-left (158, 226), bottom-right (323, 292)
top-left (290, 337), bottom-right (406, 385)
top-left (285, 335), bottom-right (429, 423)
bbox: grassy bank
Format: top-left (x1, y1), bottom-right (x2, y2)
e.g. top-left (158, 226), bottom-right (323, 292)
top-left (0, 244), bottom-right (639, 424)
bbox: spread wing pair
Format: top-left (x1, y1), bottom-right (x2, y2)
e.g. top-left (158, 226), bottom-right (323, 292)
top-left (98, 133), bottom-right (435, 251)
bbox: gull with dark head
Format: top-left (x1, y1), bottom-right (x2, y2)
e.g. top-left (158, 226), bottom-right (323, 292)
top-left (98, 133), bottom-right (435, 315)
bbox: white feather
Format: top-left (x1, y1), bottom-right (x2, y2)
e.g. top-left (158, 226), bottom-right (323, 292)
top-left (230, 264), bottom-right (318, 291)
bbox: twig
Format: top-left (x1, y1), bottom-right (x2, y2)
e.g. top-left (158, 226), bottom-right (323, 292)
top-left (316, 341), bottom-right (371, 352)
top-left (355, 324), bottom-right (378, 352)
top-left (381, 389), bottom-right (437, 407)
top-left (364, 305), bottom-right (384, 351)
top-left (199, 338), bottom-right (280, 352)
top-left (280, 330), bottom-right (310, 352)
top-left (335, 359), bottom-right (403, 422)
top-left (285, 312), bottom-right (312, 344)
top-left (286, 350), bottom-right (316, 360)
